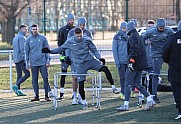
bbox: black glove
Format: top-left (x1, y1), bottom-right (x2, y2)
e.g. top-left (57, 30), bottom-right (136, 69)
top-left (65, 56), bottom-right (71, 65)
top-left (99, 58), bottom-right (106, 65)
top-left (42, 48), bottom-right (51, 53)
top-left (128, 63), bottom-right (134, 72)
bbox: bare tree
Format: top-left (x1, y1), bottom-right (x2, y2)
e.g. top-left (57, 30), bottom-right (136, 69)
top-left (0, 0), bottom-right (30, 44)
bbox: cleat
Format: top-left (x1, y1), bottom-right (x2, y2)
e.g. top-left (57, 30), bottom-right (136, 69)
top-left (82, 100), bottom-right (88, 110)
top-left (72, 98), bottom-right (78, 105)
top-left (16, 90), bottom-right (26, 96)
top-left (175, 113), bottom-right (181, 120)
top-left (153, 96), bottom-right (161, 103)
top-left (112, 88), bottom-right (119, 94)
top-left (119, 93), bottom-right (125, 99)
top-left (48, 91), bottom-right (55, 98)
top-left (59, 93), bottom-right (64, 99)
top-left (144, 100), bottom-right (156, 111)
top-left (117, 105), bottom-right (129, 111)
top-left (12, 85), bottom-right (18, 95)
top-left (45, 97), bottom-right (51, 101)
top-left (30, 97), bottom-right (40, 102)
top-left (77, 94), bottom-right (83, 104)
top-left (83, 103), bottom-right (88, 110)
top-left (78, 99), bottom-right (83, 105)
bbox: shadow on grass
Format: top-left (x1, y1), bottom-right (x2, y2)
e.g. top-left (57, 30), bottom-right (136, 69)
top-left (0, 91), bottom-right (180, 123)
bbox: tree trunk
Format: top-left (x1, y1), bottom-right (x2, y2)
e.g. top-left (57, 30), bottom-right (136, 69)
top-left (6, 17), bottom-right (16, 45)
top-left (1, 21), bottom-right (7, 42)
top-left (176, 0), bottom-right (180, 23)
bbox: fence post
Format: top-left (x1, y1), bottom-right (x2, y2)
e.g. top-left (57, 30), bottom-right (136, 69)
top-left (43, 0), bottom-right (47, 36)
top-left (9, 50), bottom-right (13, 91)
top-left (125, 0), bottom-right (129, 22)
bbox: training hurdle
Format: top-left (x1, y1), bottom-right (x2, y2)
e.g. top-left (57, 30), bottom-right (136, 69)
top-left (53, 72), bottom-right (101, 110)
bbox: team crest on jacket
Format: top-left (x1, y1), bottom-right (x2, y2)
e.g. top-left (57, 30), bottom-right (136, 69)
top-left (177, 39), bottom-right (181, 44)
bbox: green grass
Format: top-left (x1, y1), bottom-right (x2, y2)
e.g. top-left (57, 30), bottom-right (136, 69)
top-left (0, 42), bottom-right (13, 60)
top-left (0, 41), bottom-right (13, 50)
top-left (0, 63), bottom-right (169, 90)
top-left (0, 63), bottom-right (119, 90)
top-left (0, 91), bottom-right (180, 123)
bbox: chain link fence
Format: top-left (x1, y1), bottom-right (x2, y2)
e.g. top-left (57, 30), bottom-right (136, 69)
top-left (0, 0), bottom-right (178, 90)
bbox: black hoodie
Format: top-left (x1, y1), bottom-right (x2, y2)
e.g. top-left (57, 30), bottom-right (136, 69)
top-left (127, 29), bottom-right (148, 70)
top-left (163, 30), bottom-right (181, 83)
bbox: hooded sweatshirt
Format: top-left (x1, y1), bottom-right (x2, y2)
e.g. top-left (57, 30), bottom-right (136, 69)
top-left (144, 18), bottom-right (174, 58)
top-left (112, 21), bottom-right (128, 67)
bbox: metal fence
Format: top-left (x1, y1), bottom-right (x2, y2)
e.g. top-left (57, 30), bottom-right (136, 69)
top-left (0, 0), bottom-right (175, 90)
top-left (0, 49), bottom-right (118, 90)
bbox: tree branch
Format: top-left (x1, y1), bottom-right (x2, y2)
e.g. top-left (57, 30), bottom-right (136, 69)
top-left (14, 0), bottom-right (30, 17)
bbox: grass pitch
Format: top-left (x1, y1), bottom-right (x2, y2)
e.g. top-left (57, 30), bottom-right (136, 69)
top-left (0, 89), bottom-right (180, 123)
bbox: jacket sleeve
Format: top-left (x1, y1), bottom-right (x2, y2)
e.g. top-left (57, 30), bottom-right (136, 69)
top-left (19, 36), bottom-right (26, 61)
top-left (51, 40), bottom-right (70, 54)
top-left (57, 28), bottom-right (64, 47)
top-left (88, 40), bottom-right (101, 59)
top-left (112, 39), bottom-right (119, 65)
top-left (25, 38), bottom-right (30, 65)
top-left (43, 37), bottom-right (51, 65)
top-left (128, 35), bottom-right (138, 62)
top-left (162, 35), bottom-right (173, 63)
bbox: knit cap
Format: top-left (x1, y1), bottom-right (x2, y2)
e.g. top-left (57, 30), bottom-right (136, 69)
top-left (156, 18), bottom-right (166, 28)
top-left (126, 21), bottom-right (135, 33)
top-left (77, 17), bottom-right (87, 25)
top-left (67, 13), bottom-right (75, 21)
top-left (130, 19), bottom-right (138, 27)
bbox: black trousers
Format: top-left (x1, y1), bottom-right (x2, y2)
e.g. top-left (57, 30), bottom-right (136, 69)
top-left (171, 82), bottom-right (181, 113)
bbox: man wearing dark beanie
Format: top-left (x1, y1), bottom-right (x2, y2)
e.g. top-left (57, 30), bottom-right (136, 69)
top-left (57, 13), bottom-right (76, 100)
top-left (117, 21), bottom-right (156, 111)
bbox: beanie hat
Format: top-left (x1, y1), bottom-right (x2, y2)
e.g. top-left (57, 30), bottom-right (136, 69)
top-left (156, 18), bottom-right (166, 28)
top-left (119, 21), bottom-right (127, 32)
top-left (126, 21), bottom-right (135, 33)
top-left (130, 19), bottom-right (137, 27)
top-left (67, 13), bottom-right (75, 21)
top-left (78, 17), bottom-right (87, 25)
top-left (178, 20), bottom-right (181, 31)
top-left (120, 21), bottom-right (127, 29)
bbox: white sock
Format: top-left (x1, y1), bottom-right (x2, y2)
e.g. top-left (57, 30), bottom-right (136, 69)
top-left (60, 88), bottom-right (64, 93)
top-left (147, 95), bottom-right (153, 102)
top-left (124, 101), bottom-right (129, 106)
top-left (111, 85), bottom-right (116, 89)
top-left (73, 92), bottom-right (77, 98)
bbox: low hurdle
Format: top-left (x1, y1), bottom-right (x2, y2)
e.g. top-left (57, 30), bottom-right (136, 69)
top-left (53, 72), bottom-right (101, 110)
